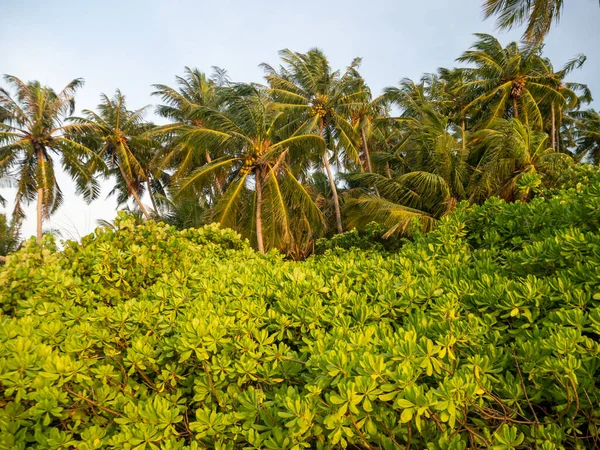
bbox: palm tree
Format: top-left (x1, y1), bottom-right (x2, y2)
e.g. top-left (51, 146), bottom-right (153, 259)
top-left (0, 213), bottom-right (19, 262)
top-left (152, 67), bottom-right (229, 216)
top-left (573, 110), bottom-right (600, 164)
top-left (175, 83), bottom-right (325, 253)
top-left (348, 80), bottom-right (390, 174)
top-left (262, 49), bottom-right (364, 233)
top-left (457, 34), bottom-right (562, 129)
top-left (0, 75), bottom-right (99, 243)
top-left (537, 54), bottom-right (590, 151)
top-left (68, 90), bottom-right (158, 219)
top-left (468, 118), bottom-right (570, 200)
top-left (482, 0), bottom-right (599, 45)
top-left (346, 89), bottom-right (468, 236)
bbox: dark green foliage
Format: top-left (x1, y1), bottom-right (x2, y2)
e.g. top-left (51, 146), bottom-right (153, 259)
top-left (0, 214), bottom-right (18, 258)
top-left (315, 222), bottom-right (407, 254)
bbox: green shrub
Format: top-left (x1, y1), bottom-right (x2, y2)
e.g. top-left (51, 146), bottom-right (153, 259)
top-left (315, 222), bottom-right (407, 254)
top-left (1, 173), bottom-right (600, 448)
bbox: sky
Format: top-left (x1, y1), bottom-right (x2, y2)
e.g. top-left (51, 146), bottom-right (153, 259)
top-left (1, 0), bottom-right (599, 242)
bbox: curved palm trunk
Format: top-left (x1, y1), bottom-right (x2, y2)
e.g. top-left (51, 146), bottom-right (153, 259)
top-left (145, 173), bottom-right (159, 216)
top-left (205, 150), bottom-right (223, 196)
top-left (36, 147), bottom-right (44, 244)
top-left (255, 169), bottom-right (265, 253)
top-left (551, 104), bottom-right (556, 150)
top-left (120, 166), bottom-right (151, 220)
top-left (320, 125), bottom-right (343, 234)
top-left (323, 153), bottom-right (343, 233)
top-left (361, 126), bottom-right (380, 198)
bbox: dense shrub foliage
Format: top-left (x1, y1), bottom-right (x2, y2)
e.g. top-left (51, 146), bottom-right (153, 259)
top-left (1, 168), bottom-right (600, 449)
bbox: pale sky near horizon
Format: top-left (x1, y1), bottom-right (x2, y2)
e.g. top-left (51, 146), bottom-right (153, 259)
top-left (1, 0), bottom-right (599, 242)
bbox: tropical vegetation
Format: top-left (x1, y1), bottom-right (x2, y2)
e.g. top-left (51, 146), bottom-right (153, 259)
top-left (1, 164), bottom-right (600, 448)
top-left (1, 1), bottom-right (600, 446)
top-left (1, 32), bottom-right (598, 256)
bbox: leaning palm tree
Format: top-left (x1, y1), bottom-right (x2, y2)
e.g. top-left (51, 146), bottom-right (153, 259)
top-left (482, 0), bottom-right (599, 45)
top-left (68, 90), bottom-right (158, 219)
top-left (175, 83), bottom-right (325, 253)
top-left (0, 75), bottom-right (100, 243)
top-left (262, 49), bottom-right (364, 233)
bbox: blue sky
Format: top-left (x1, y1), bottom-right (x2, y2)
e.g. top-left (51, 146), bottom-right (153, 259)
top-left (1, 0), bottom-right (599, 241)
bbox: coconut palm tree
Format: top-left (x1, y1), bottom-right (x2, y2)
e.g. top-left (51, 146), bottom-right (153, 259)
top-left (536, 54), bottom-right (590, 151)
top-left (457, 34), bottom-right (562, 129)
top-left (0, 213), bottom-right (19, 262)
top-left (573, 110), bottom-right (600, 164)
top-left (67, 90), bottom-right (160, 219)
top-left (348, 80), bottom-right (390, 174)
top-left (262, 49), bottom-right (364, 233)
top-left (482, 0), bottom-right (599, 45)
top-left (0, 75), bottom-right (100, 243)
top-left (175, 83), bottom-right (325, 253)
top-left (151, 67), bottom-right (230, 217)
top-left (469, 118), bottom-right (571, 200)
top-left (345, 95), bottom-right (468, 236)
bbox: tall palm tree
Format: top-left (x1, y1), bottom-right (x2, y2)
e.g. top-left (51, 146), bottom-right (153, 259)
top-left (152, 67), bottom-right (229, 215)
top-left (457, 34), bottom-right (563, 130)
top-left (68, 91), bottom-right (157, 219)
top-left (537, 54), bottom-right (590, 151)
top-left (482, 0), bottom-right (599, 45)
top-left (175, 83), bottom-right (325, 253)
top-left (262, 49), bottom-right (364, 233)
top-left (0, 75), bottom-right (99, 243)
top-left (457, 34), bottom-right (570, 130)
top-left (348, 80), bottom-right (389, 174)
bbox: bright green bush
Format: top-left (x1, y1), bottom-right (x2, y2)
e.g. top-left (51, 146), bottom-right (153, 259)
top-left (1, 171), bottom-right (600, 449)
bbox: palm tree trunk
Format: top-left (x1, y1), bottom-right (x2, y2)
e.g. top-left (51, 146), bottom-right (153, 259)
top-left (145, 171), bottom-right (159, 215)
top-left (323, 153), bottom-right (343, 234)
top-left (36, 147), bottom-right (44, 244)
top-left (513, 97), bottom-right (519, 119)
top-left (120, 166), bottom-right (151, 220)
top-left (361, 126), bottom-right (380, 197)
top-left (555, 106), bottom-right (561, 152)
top-left (320, 124), bottom-right (343, 233)
top-left (551, 104), bottom-right (556, 150)
top-left (205, 150), bottom-right (223, 196)
top-left (255, 168), bottom-right (265, 253)
top-left (361, 127), bottom-right (373, 173)
top-left (36, 187), bottom-right (43, 244)
top-left (385, 162), bottom-right (392, 179)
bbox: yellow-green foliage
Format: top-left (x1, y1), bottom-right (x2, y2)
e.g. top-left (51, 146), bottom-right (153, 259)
top-left (1, 168), bottom-right (600, 449)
